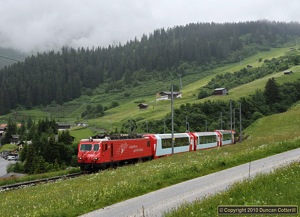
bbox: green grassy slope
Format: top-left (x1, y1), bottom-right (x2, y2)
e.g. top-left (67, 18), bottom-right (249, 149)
top-left (88, 46), bottom-right (298, 130)
top-left (244, 103), bottom-right (300, 141)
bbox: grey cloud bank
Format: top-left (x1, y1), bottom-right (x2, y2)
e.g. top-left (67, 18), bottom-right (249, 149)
top-left (0, 0), bottom-right (299, 53)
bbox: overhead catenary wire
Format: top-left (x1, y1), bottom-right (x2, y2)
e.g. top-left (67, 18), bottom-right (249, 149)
top-left (0, 54), bottom-right (23, 63)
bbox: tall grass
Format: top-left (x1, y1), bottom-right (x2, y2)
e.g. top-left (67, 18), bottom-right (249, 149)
top-left (164, 162), bottom-right (300, 217)
top-left (0, 168), bottom-right (80, 187)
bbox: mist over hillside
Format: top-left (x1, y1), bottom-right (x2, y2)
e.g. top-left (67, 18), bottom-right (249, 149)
top-left (0, 47), bottom-right (26, 69)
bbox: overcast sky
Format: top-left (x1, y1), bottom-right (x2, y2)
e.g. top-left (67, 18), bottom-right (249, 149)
top-left (0, 0), bottom-right (299, 54)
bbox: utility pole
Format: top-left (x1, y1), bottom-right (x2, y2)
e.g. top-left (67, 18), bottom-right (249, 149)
top-left (146, 121), bottom-right (148, 133)
top-left (185, 115), bottom-right (189, 132)
top-left (230, 99), bottom-right (232, 132)
top-left (220, 112), bottom-right (223, 130)
top-left (239, 102), bottom-right (243, 142)
top-left (233, 108), bottom-right (236, 131)
top-left (179, 75), bottom-right (182, 89)
top-left (171, 84), bottom-right (174, 154)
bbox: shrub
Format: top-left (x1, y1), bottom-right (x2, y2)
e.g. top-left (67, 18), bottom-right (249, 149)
top-left (6, 161), bottom-right (24, 173)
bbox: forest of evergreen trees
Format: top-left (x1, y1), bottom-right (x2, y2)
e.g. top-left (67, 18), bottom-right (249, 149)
top-left (1, 21), bottom-right (300, 114)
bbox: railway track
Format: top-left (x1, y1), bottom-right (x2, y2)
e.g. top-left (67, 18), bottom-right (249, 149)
top-left (0, 172), bottom-right (85, 191)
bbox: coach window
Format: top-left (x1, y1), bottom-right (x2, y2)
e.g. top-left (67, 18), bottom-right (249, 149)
top-left (162, 138), bottom-right (172, 148)
top-left (222, 133), bottom-right (232, 141)
top-left (201, 135), bottom-right (217, 144)
top-left (175, 137), bottom-right (189, 147)
top-left (94, 144), bottom-right (99, 151)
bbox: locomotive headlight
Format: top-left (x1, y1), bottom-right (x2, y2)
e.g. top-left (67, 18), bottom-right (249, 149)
top-left (94, 157), bottom-right (98, 161)
top-left (78, 157), bottom-right (82, 160)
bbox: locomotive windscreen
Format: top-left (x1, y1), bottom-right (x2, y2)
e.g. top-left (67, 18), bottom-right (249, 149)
top-left (93, 144), bottom-right (100, 151)
top-left (80, 144), bottom-right (92, 151)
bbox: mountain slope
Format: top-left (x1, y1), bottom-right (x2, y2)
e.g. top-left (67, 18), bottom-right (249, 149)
top-left (87, 46), bottom-right (299, 130)
top-left (1, 44), bottom-right (299, 133)
top-left (1, 21), bottom-right (300, 115)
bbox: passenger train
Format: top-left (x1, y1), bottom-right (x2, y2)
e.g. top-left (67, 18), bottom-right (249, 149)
top-left (77, 130), bottom-right (235, 171)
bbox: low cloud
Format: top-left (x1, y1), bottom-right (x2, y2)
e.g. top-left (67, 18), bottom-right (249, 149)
top-left (0, 0), bottom-right (299, 54)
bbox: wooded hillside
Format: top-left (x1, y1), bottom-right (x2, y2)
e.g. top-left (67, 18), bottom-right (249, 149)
top-left (0, 20), bottom-right (300, 114)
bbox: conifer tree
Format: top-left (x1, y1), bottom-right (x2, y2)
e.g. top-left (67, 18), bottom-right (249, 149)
top-left (264, 77), bottom-right (280, 105)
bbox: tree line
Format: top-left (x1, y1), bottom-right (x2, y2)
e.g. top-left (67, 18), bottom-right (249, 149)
top-left (3, 118), bottom-right (77, 174)
top-left (135, 77), bottom-right (300, 136)
top-left (198, 51), bottom-right (300, 98)
top-left (1, 21), bottom-right (300, 114)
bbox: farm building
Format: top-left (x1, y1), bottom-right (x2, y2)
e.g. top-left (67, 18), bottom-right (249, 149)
top-left (283, 70), bottom-right (293, 75)
top-left (10, 134), bottom-right (20, 144)
top-left (156, 91), bottom-right (182, 101)
top-left (138, 103), bottom-right (148, 109)
top-left (57, 123), bottom-right (72, 131)
top-left (214, 88), bottom-right (228, 96)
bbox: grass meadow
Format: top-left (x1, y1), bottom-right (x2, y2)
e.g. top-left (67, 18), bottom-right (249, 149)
top-left (0, 103), bottom-right (300, 216)
top-left (69, 126), bottom-right (95, 143)
top-left (0, 144), bottom-right (17, 152)
top-left (164, 162), bottom-right (300, 217)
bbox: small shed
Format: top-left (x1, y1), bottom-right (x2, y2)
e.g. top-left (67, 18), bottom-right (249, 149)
top-left (10, 134), bottom-right (20, 144)
top-left (283, 70), bottom-right (293, 75)
top-left (138, 103), bottom-right (148, 109)
top-left (77, 123), bottom-right (89, 127)
top-left (57, 123), bottom-right (72, 131)
top-left (158, 91), bottom-right (182, 100)
top-left (214, 88), bottom-right (228, 96)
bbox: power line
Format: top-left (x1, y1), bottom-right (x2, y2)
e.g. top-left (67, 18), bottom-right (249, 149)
top-left (0, 54), bottom-right (23, 63)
